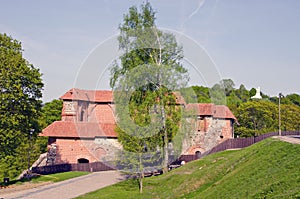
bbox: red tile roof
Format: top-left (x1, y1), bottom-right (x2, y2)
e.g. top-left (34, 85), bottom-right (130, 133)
top-left (40, 121), bottom-right (117, 138)
top-left (186, 103), bottom-right (237, 121)
top-left (43, 89), bottom-right (236, 139)
top-left (60, 88), bottom-right (113, 102)
top-left (61, 89), bottom-right (187, 105)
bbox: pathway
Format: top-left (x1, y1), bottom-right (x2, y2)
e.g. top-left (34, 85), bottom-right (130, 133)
top-left (0, 170), bottom-right (125, 199)
top-left (274, 135), bottom-right (300, 145)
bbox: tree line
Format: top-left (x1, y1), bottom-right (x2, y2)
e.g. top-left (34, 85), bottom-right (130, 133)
top-left (189, 79), bottom-right (300, 137)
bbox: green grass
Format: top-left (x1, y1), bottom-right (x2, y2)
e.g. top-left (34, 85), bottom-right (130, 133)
top-left (30, 171), bottom-right (90, 183)
top-left (0, 171), bottom-right (89, 186)
top-left (78, 138), bottom-right (300, 199)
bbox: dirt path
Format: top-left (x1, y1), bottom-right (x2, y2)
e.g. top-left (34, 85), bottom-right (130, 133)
top-left (273, 135), bottom-right (300, 145)
top-left (0, 170), bottom-right (125, 199)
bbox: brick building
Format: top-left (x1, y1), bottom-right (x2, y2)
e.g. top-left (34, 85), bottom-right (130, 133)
top-left (40, 88), bottom-right (237, 164)
top-left (41, 88), bottom-right (121, 164)
top-left (183, 103), bottom-right (237, 155)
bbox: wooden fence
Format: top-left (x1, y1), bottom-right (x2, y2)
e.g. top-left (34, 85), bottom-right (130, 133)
top-left (32, 161), bottom-right (115, 175)
top-left (177, 131), bottom-right (300, 163)
top-left (281, 131), bottom-right (300, 136)
top-left (32, 131), bottom-right (300, 174)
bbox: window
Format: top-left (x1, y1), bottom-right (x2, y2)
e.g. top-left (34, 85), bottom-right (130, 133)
top-left (80, 110), bottom-right (84, 121)
top-left (48, 137), bottom-right (56, 145)
top-left (197, 117), bottom-right (205, 132)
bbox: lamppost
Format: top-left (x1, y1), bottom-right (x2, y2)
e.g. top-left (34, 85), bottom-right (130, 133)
top-left (278, 93), bottom-right (283, 136)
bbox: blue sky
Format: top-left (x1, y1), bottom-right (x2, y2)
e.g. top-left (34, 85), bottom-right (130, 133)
top-left (1, 0), bottom-right (299, 102)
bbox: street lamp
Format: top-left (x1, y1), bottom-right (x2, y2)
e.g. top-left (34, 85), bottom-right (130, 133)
top-left (278, 93), bottom-right (283, 136)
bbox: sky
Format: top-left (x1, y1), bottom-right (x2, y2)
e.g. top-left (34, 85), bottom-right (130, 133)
top-left (1, 0), bottom-right (300, 102)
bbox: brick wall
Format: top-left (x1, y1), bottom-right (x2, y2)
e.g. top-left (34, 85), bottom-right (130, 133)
top-left (54, 138), bottom-right (96, 164)
top-left (50, 137), bottom-right (121, 164)
top-left (61, 100), bottom-right (116, 124)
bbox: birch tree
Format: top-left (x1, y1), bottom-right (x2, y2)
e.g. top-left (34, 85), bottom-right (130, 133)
top-left (110, 2), bottom-right (190, 193)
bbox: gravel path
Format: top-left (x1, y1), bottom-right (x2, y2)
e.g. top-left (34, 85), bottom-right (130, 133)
top-left (0, 170), bottom-right (125, 199)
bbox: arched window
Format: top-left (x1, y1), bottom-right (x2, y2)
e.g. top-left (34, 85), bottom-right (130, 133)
top-left (77, 158), bottom-right (89, 163)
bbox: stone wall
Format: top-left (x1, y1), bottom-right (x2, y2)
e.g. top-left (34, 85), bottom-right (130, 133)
top-left (182, 117), bottom-right (234, 155)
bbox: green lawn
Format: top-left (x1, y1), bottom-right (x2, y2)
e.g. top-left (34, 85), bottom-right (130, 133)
top-left (30, 171), bottom-right (90, 183)
top-left (78, 138), bottom-right (300, 199)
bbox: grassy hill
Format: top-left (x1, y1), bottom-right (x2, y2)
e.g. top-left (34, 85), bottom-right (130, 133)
top-left (78, 138), bottom-right (300, 198)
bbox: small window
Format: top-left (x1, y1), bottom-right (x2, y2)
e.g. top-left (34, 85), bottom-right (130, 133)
top-left (197, 118), bottom-right (205, 132)
top-left (80, 110), bottom-right (84, 121)
top-left (78, 158), bottom-right (89, 163)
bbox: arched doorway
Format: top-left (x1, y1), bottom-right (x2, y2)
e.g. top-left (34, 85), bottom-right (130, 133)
top-left (77, 158), bottom-right (89, 163)
top-left (195, 151), bottom-right (201, 159)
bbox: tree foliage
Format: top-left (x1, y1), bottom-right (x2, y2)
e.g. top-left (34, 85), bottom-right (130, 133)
top-left (285, 94), bottom-right (300, 106)
top-left (39, 99), bottom-right (63, 129)
top-left (36, 99), bottom-right (63, 155)
top-left (0, 33), bottom-right (44, 179)
top-left (110, 2), bottom-right (190, 192)
top-left (280, 104), bottom-right (300, 132)
top-left (220, 79), bottom-right (235, 96)
top-left (190, 79), bottom-right (300, 137)
top-left (234, 100), bottom-right (278, 137)
top-left (110, 2), bottom-right (186, 88)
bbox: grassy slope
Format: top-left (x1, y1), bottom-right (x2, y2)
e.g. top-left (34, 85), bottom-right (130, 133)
top-left (79, 138), bottom-right (300, 199)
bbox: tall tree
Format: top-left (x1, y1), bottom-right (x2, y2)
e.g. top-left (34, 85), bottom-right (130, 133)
top-left (210, 83), bottom-right (226, 105)
top-left (220, 79), bottom-right (235, 96)
top-left (235, 100), bottom-right (277, 137)
top-left (235, 84), bottom-right (250, 102)
top-left (39, 99), bottom-right (63, 129)
top-left (110, 2), bottom-right (189, 192)
top-left (110, 2), bottom-right (186, 88)
top-left (284, 94), bottom-right (300, 106)
top-left (281, 104), bottom-right (300, 131)
top-left (0, 33), bottom-right (43, 179)
top-left (190, 86), bottom-right (211, 103)
top-left (36, 99), bottom-right (63, 154)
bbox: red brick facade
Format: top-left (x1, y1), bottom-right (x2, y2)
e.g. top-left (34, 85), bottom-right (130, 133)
top-left (41, 89), bottom-right (119, 164)
top-left (40, 88), bottom-right (237, 164)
